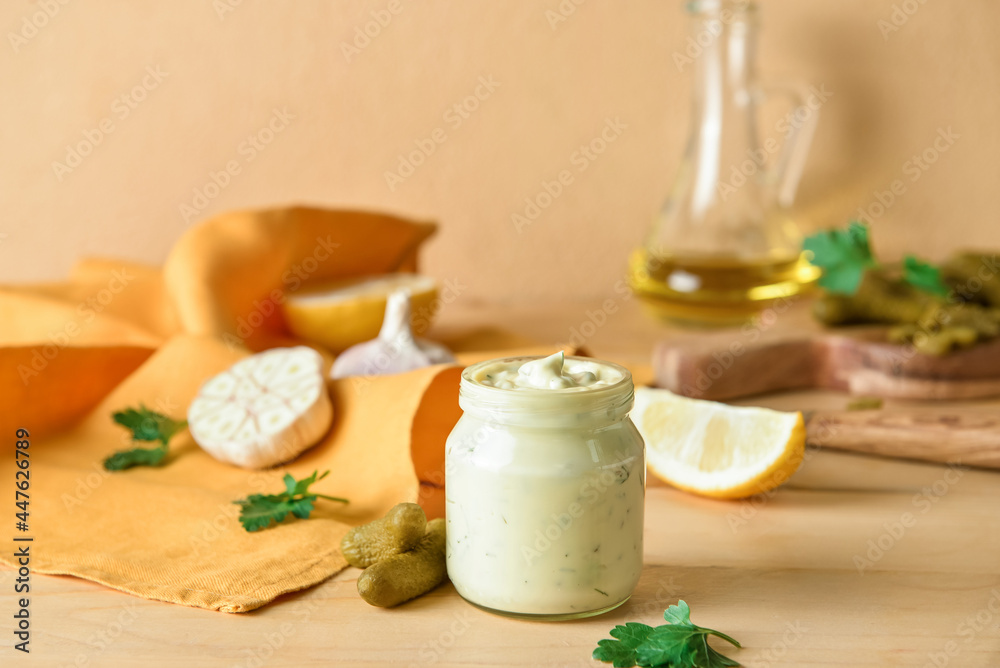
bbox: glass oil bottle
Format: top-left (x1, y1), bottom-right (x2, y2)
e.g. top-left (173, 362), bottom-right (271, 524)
top-left (629, 0), bottom-right (821, 325)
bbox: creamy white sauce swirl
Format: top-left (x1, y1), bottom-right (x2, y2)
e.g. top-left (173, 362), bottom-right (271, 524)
top-left (473, 351), bottom-right (623, 391)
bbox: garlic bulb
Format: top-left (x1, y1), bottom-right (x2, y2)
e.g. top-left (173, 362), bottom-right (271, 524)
top-left (188, 346), bottom-right (333, 469)
top-left (331, 289), bottom-right (455, 379)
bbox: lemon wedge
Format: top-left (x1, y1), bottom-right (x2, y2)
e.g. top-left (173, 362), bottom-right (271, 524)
top-left (283, 274), bottom-right (438, 352)
top-left (632, 387), bottom-right (805, 499)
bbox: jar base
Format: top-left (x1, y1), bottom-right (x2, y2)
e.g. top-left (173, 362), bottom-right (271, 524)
top-left (458, 594), bottom-right (630, 622)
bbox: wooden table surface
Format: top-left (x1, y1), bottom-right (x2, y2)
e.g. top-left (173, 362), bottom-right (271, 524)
top-left (4, 300), bottom-right (999, 667)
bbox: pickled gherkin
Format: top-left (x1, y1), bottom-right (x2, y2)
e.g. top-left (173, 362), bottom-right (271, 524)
top-left (813, 252), bottom-right (1000, 356)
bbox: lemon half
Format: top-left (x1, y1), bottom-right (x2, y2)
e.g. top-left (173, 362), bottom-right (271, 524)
top-left (633, 387), bottom-right (805, 499)
top-left (283, 274), bottom-right (438, 352)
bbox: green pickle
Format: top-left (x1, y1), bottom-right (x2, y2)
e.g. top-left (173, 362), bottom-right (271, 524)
top-left (813, 259), bottom-right (1000, 356)
top-left (340, 502), bottom-right (427, 568)
top-left (357, 518), bottom-right (447, 608)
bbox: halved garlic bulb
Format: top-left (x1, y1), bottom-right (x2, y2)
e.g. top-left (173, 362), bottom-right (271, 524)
top-left (188, 346), bottom-right (333, 469)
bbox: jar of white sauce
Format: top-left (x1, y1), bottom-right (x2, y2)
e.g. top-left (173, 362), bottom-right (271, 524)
top-left (445, 352), bottom-right (645, 620)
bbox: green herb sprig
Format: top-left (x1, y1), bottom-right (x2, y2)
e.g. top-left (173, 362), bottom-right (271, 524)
top-left (234, 470), bottom-right (348, 532)
top-left (803, 220), bottom-right (950, 297)
top-left (103, 405), bottom-right (188, 471)
top-left (593, 600), bottom-right (741, 668)
top-left (803, 220), bottom-right (877, 294)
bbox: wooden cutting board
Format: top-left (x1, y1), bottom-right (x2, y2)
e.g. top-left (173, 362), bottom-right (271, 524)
top-left (654, 325), bottom-right (1000, 401)
top-left (650, 307), bottom-right (1000, 468)
top-left (805, 408), bottom-right (1000, 469)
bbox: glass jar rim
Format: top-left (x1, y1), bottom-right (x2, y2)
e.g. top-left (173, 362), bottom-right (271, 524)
top-left (459, 355), bottom-right (634, 424)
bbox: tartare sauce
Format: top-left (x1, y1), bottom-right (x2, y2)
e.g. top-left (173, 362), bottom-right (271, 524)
top-left (472, 351), bottom-right (624, 391)
top-left (446, 353), bottom-right (645, 619)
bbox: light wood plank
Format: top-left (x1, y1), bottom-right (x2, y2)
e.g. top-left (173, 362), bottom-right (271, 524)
top-left (1, 299), bottom-right (998, 666)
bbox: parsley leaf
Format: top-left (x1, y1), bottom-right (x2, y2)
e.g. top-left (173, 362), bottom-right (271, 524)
top-left (234, 470), bottom-right (348, 532)
top-left (663, 599), bottom-right (694, 625)
top-left (233, 494), bottom-right (314, 532)
top-left (803, 221), bottom-right (878, 294)
top-left (592, 601), bottom-right (742, 668)
top-left (903, 255), bottom-right (950, 297)
top-left (112, 405), bottom-right (188, 445)
top-left (103, 405), bottom-right (188, 471)
top-left (592, 623), bottom-right (656, 667)
top-left (104, 444), bottom-right (169, 471)
top-left (635, 627), bottom-right (741, 668)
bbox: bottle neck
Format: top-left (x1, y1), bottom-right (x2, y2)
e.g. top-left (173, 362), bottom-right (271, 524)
top-left (687, 1), bottom-right (757, 116)
top-left (657, 0), bottom-right (768, 245)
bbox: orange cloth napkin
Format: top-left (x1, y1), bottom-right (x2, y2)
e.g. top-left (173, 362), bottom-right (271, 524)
top-left (0, 207), bottom-right (436, 439)
top-left (0, 206), bottom-right (527, 612)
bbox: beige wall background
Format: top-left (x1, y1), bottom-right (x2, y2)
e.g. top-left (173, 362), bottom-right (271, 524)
top-left (2, 0), bottom-right (998, 304)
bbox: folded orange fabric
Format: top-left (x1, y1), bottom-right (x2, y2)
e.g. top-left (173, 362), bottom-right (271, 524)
top-left (0, 207), bottom-right (488, 612)
top-left (3, 336), bottom-right (447, 612)
top-left (0, 206), bottom-right (436, 439)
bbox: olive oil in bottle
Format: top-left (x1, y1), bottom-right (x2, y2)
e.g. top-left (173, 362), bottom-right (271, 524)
top-left (627, 248), bottom-right (820, 325)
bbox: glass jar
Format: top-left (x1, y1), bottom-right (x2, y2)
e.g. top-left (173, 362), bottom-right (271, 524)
top-left (445, 355), bottom-right (645, 621)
